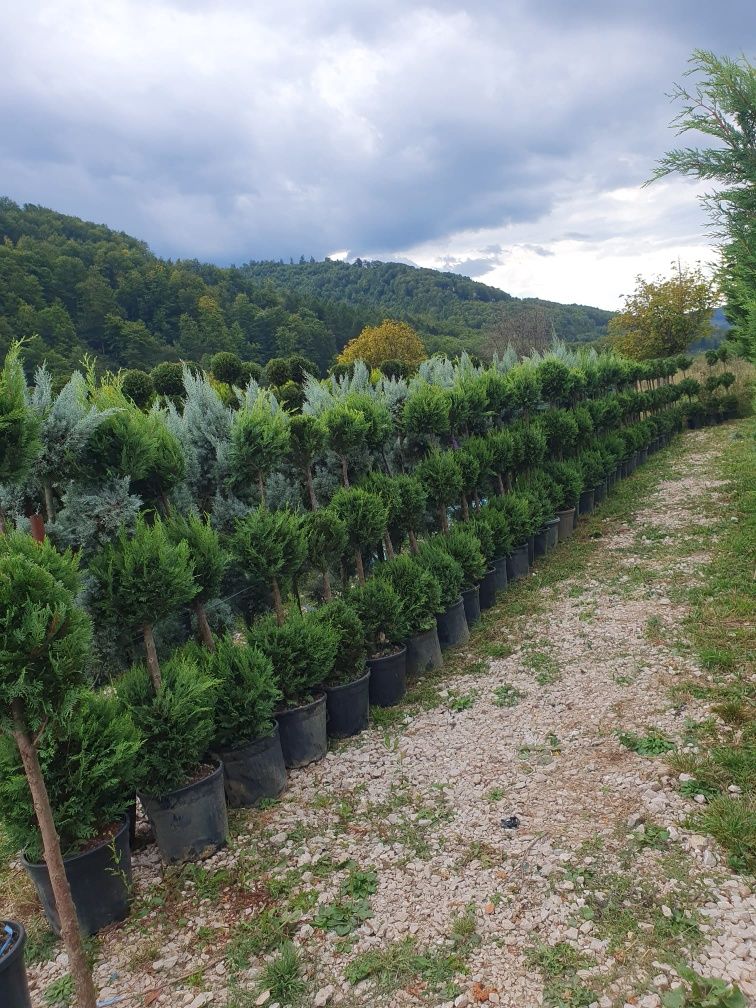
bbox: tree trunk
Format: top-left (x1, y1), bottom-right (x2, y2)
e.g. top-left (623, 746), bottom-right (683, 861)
top-left (143, 623), bottom-right (162, 692)
top-left (258, 472), bottom-right (267, 507)
top-left (321, 571), bottom-right (332, 600)
top-left (305, 465), bottom-right (318, 510)
top-left (0, 505), bottom-right (7, 535)
top-left (340, 455), bottom-right (350, 488)
top-left (496, 474), bottom-right (505, 496)
top-left (355, 550), bottom-right (366, 584)
top-left (193, 600), bottom-right (215, 651)
top-left (408, 529), bottom-right (419, 554)
top-left (505, 473), bottom-right (513, 492)
top-left (439, 505), bottom-right (449, 534)
top-left (383, 532), bottom-right (395, 560)
top-left (461, 495), bottom-right (469, 521)
top-left (11, 702), bottom-right (98, 1008)
top-left (158, 491), bottom-right (172, 517)
top-left (43, 482), bottom-right (56, 524)
top-left (271, 577), bottom-right (285, 625)
top-left (29, 514), bottom-right (46, 543)
top-left (474, 491), bottom-right (482, 510)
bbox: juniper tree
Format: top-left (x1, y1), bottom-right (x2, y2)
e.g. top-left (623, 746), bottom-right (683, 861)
top-left (232, 507), bottom-right (307, 624)
top-left (304, 507), bottom-right (347, 600)
top-left (288, 413), bottom-right (325, 510)
top-left (227, 390), bottom-right (290, 504)
top-left (165, 511), bottom-right (229, 650)
top-left (329, 486), bottom-right (388, 585)
top-left (416, 450), bottom-right (463, 533)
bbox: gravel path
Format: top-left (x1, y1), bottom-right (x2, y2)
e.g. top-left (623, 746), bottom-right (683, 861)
top-left (27, 426), bottom-right (754, 1008)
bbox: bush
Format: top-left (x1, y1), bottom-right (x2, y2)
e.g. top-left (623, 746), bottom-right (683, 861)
top-left (475, 506), bottom-right (514, 559)
top-left (375, 554), bottom-right (442, 633)
top-left (380, 359), bottom-right (410, 379)
top-left (467, 516), bottom-right (496, 565)
top-left (545, 460), bottom-right (583, 509)
top-left (227, 393), bottom-right (290, 501)
top-left (487, 491), bottom-right (531, 547)
top-left (0, 688), bottom-right (139, 862)
top-left (117, 653), bottom-right (218, 796)
top-left (247, 611), bottom-right (339, 709)
top-left (440, 526), bottom-right (486, 588)
top-left (349, 578), bottom-right (408, 656)
top-left (232, 507), bottom-right (307, 622)
top-left (403, 383), bottom-right (452, 441)
top-left (539, 408), bottom-right (579, 458)
top-left (416, 538), bottom-right (464, 609)
top-left (578, 450), bottom-right (606, 489)
top-left (211, 352), bottom-right (245, 386)
top-left (151, 361), bottom-right (186, 399)
top-left (121, 369), bottom-right (154, 408)
top-left (165, 511), bottom-right (228, 604)
top-left (239, 361), bottom-right (263, 386)
top-left (537, 359), bottom-right (573, 406)
top-left (416, 450), bottom-right (463, 532)
top-left (199, 637), bottom-right (280, 749)
top-left (315, 597), bottom-right (366, 686)
top-left (329, 487), bottom-right (388, 582)
top-left (388, 474), bottom-right (428, 548)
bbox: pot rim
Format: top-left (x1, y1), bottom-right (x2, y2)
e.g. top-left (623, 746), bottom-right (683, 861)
top-left (324, 669), bottom-right (371, 693)
top-left (557, 506), bottom-right (576, 516)
top-left (368, 644), bottom-right (407, 663)
top-left (212, 722), bottom-right (279, 754)
top-left (21, 816), bottom-right (129, 869)
top-left (0, 919), bottom-right (25, 965)
top-left (276, 692), bottom-right (326, 717)
top-left (461, 583), bottom-right (480, 595)
top-left (139, 760), bottom-right (224, 805)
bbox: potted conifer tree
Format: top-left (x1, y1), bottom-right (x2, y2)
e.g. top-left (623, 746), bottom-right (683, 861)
top-left (476, 507), bottom-right (514, 592)
top-left (467, 516), bottom-right (498, 609)
top-left (417, 538), bottom-right (468, 649)
top-left (416, 450), bottom-right (463, 533)
top-left (439, 526), bottom-right (486, 626)
top-left (166, 511), bottom-right (229, 650)
top-left (232, 507), bottom-right (307, 624)
top-left (316, 598), bottom-right (369, 737)
top-left (248, 611), bottom-right (339, 766)
top-left (545, 461), bottom-right (582, 541)
top-left (388, 474), bottom-right (428, 553)
top-left (305, 507), bottom-right (347, 601)
top-left (488, 493), bottom-right (530, 581)
top-left (350, 578), bottom-right (409, 707)
top-left (227, 390), bottom-right (290, 505)
top-left (288, 413), bottom-right (325, 510)
top-left (376, 554), bottom-right (443, 675)
top-left (329, 486), bottom-right (388, 584)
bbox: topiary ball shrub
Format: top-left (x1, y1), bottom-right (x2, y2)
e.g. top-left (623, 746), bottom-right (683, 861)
top-left (247, 611), bottom-right (339, 710)
top-left (121, 369), bottom-right (154, 409)
top-left (314, 597), bottom-right (367, 687)
top-left (416, 538), bottom-right (464, 610)
top-left (375, 554), bottom-right (442, 635)
top-left (439, 526), bottom-right (486, 588)
top-left (151, 361), bottom-right (186, 399)
top-left (210, 352), bottom-right (245, 386)
top-left (349, 578), bottom-right (408, 657)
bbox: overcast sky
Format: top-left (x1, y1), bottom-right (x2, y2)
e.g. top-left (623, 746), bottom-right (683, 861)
top-left (2, 2), bottom-right (754, 309)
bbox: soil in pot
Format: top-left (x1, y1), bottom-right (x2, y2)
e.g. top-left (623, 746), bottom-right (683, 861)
top-left (557, 508), bottom-right (575, 542)
top-left (436, 596), bottom-right (470, 649)
top-left (140, 762), bottom-right (228, 865)
top-left (276, 695), bottom-right (328, 768)
top-left (213, 725), bottom-right (287, 808)
top-left (493, 555), bottom-right (509, 592)
top-left (368, 647), bottom-right (407, 707)
top-left (506, 543), bottom-right (529, 581)
top-left (23, 819), bottom-right (132, 937)
top-left (578, 488), bottom-right (594, 515)
top-left (462, 584), bottom-right (481, 626)
top-left (544, 516), bottom-right (560, 551)
top-left (406, 625), bottom-right (443, 676)
top-left (526, 533), bottom-right (535, 566)
top-left (325, 671), bottom-right (370, 738)
top-left (0, 921), bottom-right (32, 1008)
top-left (478, 568), bottom-right (497, 609)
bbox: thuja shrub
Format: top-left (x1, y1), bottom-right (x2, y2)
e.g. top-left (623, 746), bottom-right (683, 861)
top-left (545, 461), bottom-right (583, 509)
top-left (0, 688), bottom-right (140, 862)
top-left (121, 369), bottom-right (154, 409)
top-left (315, 597), bottom-right (367, 686)
top-left (117, 652), bottom-right (217, 796)
top-left (475, 506), bottom-right (514, 559)
top-left (487, 491), bottom-right (531, 547)
top-left (165, 511), bottom-right (228, 650)
top-left (288, 413), bottom-right (325, 510)
top-left (305, 507), bottom-right (348, 599)
top-left (578, 450), bottom-right (606, 489)
top-left (197, 637), bottom-right (280, 749)
top-left (232, 507), bottom-right (307, 623)
top-left (329, 486), bottom-right (388, 584)
top-left (248, 611), bottom-right (339, 709)
top-left (375, 553), bottom-right (442, 634)
top-left (349, 577), bottom-right (408, 656)
top-left (455, 445), bottom-right (481, 520)
top-left (416, 538), bottom-right (464, 609)
top-left (537, 359), bottom-right (573, 406)
top-left (388, 474), bottom-right (428, 551)
top-left (440, 526), bottom-right (486, 588)
top-left (227, 392), bottom-right (290, 503)
top-left (539, 408), bottom-right (579, 459)
top-left (467, 516), bottom-right (496, 566)
top-left (505, 363), bottom-right (541, 415)
top-left (402, 383), bottom-right (451, 442)
top-left (416, 449), bottom-right (463, 533)
top-left (488, 429), bottom-right (514, 493)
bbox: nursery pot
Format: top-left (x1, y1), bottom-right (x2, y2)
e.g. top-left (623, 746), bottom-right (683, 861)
top-left (462, 584), bottom-right (481, 626)
top-left (140, 763), bottom-right (228, 864)
top-left (478, 567), bottom-right (497, 610)
top-left (545, 516), bottom-right (560, 550)
top-left (325, 671), bottom-right (370, 738)
top-left (493, 555), bottom-right (509, 592)
top-left (276, 695), bottom-right (328, 768)
top-left (557, 508), bottom-right (575, 542)
top-left (506, 543), bottom-right (529, 581)
top-left (213, 725), bottom-right (287, 808)
top-left (526, 533), bottom-right (535, 566)
top-left (639, 447), bottom-right (648, 464)
top-left (594, 480), bottom-right (607, 504)
top-left (22, 819), bottom-right (132, 937)
top-left (578, 488), bottom-right (594, 515)
top-left (368, 647), bottom-right (407, 707)
top-left (437, 596), bottom-right (470, 649)
top-left (533, 527), bottom-right (549, 557)
top-left (0, 921), bottom-right (32, 1008)
top-left (406, 625), bottom-right (443, 676)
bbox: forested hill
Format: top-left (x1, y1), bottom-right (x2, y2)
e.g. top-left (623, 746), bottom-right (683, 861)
top-left (0, 199), bottom-right (613, 377)
top-left (241, 258), bottom-right (615, 351)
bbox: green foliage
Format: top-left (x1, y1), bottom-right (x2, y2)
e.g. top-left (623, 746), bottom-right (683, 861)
top-left (402, 383), bottom-right (451, 439)
top-left (256, 941), bottom-right (306, 1007)
top-left (247, 611), bottom-right (338, 708)
top-left (349, 578), bottom-right (408, 655)
top-left (232, 507), bottom-right (307, 598)
top-left (304, 508), bottom-right (347, 577)
top-left (467, 516), bottom-right (496, 565)
top-left (200, 636), bottom-right (280, 749)
top-left (440, 526), bottom-right (486, 588)
top-left (0, 688), bottom-right (140, 861)
top-left (88, 513), bottom-right (198, 631)
top-left (117, 652), bottom-right (217, 795)
top-left (375, 554), bottom-right (442, 633)
top-left (151, 362), bottom-right (186, 399)
top-left (416, 450), bottom-right (463, 510)
top-left (487, 491), bottom-right (531, 546)
top-left (329, 486), bottom-right (388, 553)
top-left (227, 393), bottom-right (290, 495)
top-left (313, 897), bottom-right (372, 935)
top-left (0, 533), bottom-right (91, 732)
top-left (0, 341), bottom-right (40, 485)
top-left (165, 511), bottom-right (228, 603)
top-left (287, 413), bottom-right (324, 467)
top-left (389, 474), bottom-right (428, 540)
top-left (661, 966), bottom-right (746, 1008)
top-left (211, 352), bottom-right (245, 386)
top-left (320, 401), bottom-right (369, 460)
top-left (545, 460), bottom-right (583, 508)
top-left (618, 730), bottom-right (675, 756)
top-left (120, 369), bottom-right (154, 409)
top-left (475, 506), bottom-right (514, 559)
top-left (315, 597), bottom-right (366, 686)
top-left (416, 538), bottom-right (464, 609)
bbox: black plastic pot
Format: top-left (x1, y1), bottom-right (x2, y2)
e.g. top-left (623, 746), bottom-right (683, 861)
top-left (526, 533), bottom-right (535, 566)
top-left (462, 584), bottom-right (481, 626)
top-left (594, 480), bottom-right (607, 504)
top-left (325, 672), bottom-right (370, 738)
top-left (545, 516), bottom-right (560, 551)
top-left (23, 819), bottom-right (132, 936)
top-left (639, 447), bottom-right (648, 464)
top-left (533, 527), bottom-right (548, 557)
top-left (493, 556), bottom-right (509, 592)
top-left (0, 921), bottom-right (32, 1008)
top-left (506, 543), bottom-right (529, 581)
top-left (406, 625), bottom-right (443, 675)
top-left (578, 488), bottom-right (594, 515)
top-left (478, 567), bottom-right (497, 609)
top-left (557, 508), bottom-right (575, 542)
top-left (141, 763), bottom-right (228, 864)
top-left (368, 647), bottom-right (407, 707)
top-left (213, 725), bottom-right (287, 808)
top-left (436, 596), bottom-right (470, 649)
top-left (276, 695), bottom-right (328, 768)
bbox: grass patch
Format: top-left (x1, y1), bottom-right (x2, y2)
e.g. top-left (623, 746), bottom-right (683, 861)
top-left (257, 941), bottom-right (306, 1006)
top-left (492, 683), bottom-right (525, 707)
top-left (618, 729), bottom-right (675, 756)
top-left (526, 942), bottom-right (596, 1008)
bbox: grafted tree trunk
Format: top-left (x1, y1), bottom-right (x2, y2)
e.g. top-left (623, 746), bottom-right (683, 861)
top-left (321, 571), bottom-right (332, 600)
top-left (461, 495), bottom-right (470, 521)
top-left (43, 482), bottom-right (56, 523)
top-left (339, 455), bottom-right (350, 488)
top-left (193, 600), bottom-right (215, 651)
top-left (271, 577), bottom-right (285, 625)
top-left (408, 529), bottom-right (419, 554)
top-left (438, 505), bottom-right (449, 534)
top-left (354, 551), bottom-right (366, 584)
top-left (496, 474), bottom-right (505, 495)
top-left (383, 532), bottom-right (395, 560)
top-left (11, 701), bottom-right (98, 1008)
top-left (304, 465), bottom-right (318, 510)
top-left (142, 624), bottom-right (162, 691)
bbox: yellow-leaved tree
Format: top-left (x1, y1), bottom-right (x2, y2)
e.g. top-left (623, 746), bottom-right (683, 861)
top-left (337, 320), bottom-right (426, 370)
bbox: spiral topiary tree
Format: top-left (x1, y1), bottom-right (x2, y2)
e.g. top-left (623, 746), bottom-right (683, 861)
top-left (0, 532), bottom-right (98, 1008)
